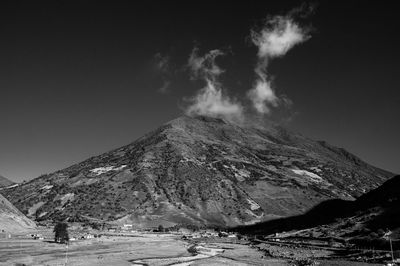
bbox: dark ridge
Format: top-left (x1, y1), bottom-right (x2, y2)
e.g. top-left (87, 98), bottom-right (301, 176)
top-left (234, 175), bottom-right (400, 235)
top-left (192, 115), bottom-right (227, 124)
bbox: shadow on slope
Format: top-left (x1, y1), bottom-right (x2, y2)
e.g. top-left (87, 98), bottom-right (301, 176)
top-left (235, 175), bottom-right (399, 236)
top-left (234, 198), bottom-right (355, 235)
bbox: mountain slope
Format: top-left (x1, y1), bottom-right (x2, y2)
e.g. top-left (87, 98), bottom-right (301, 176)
top-left (235, 175), bottom-right (400, 244)
top-left (0, 193), bottom-right (36, 232)
top-left (0, 175), bottom-right (15, 188)
top-left (1, 116), bottom-right (393, 227)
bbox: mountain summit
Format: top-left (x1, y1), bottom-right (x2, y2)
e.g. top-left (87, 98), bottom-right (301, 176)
top-left (2, 116), bottom-right (393, 227)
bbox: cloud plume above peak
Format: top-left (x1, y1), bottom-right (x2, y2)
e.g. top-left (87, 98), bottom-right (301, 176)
top-left (184, 8), bottom-right (312, 122)
top-left (188, 48), bottom-right (225, 81)
top-left (185, 79), bottom-right (243, 121)
top-left (248, 15), bottom-right (310, 114)
top-left (185, 48), bottom-right (243, 121)
top-left (252, 16), bottom-right (310, 60)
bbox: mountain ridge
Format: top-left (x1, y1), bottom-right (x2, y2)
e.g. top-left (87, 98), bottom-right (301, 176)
top-left (0, 193), bottom-right (36, 232)
top-left (0, 174), bottom-right (15, 188)
top-left (1, 115), bottom-right (394, 227)
top-left (234, 175), bottom-right (400, 246)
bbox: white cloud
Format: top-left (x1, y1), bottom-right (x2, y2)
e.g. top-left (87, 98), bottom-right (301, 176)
top-left (184, 9), bottom-right (311, 120)
top-left (252, 16), bottom-right (309, 60)
top-left (185, 48), bottom-right (243, 121)
top-left (247, 78), bottom-right (278, 114)
top-left (188, 47), bottom-right (225, 80)
top-left (247, 15), bottom-right (310, 114)
top-left (186, 79), bottom-right (243, 121)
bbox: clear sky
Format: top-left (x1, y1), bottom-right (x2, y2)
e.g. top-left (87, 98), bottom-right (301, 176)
top-left (1, 1), bottom-right (399, 182)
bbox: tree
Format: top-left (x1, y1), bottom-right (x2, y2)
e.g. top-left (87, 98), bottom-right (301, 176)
top-left (158, 224), bottom-right (164, 232)
top-left (54, 222), bottom-right (69, 244)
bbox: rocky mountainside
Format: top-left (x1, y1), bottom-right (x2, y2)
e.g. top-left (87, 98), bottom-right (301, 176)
top-left (0, 193), bottom-right (36, 232)
top-left (1, 116), bottom-right (394, 227)
top-left (0, 174), bottom-right (15, 188)
top-left (236, 175), bottom-right (400, 247)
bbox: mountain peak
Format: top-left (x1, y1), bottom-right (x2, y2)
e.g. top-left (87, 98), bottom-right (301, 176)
top-left (169, 115), bottom-right (228, 125)
top-left (1, 116), bottom-right (394, 227)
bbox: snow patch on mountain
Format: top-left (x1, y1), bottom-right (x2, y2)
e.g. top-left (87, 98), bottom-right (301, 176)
top-left (41, 185), bottom-right (53, 190)
top-left (223, 164), bottom-right (251, 182)
top-left (5, 184), bottom-right (19, 189)
top-left (28, 201), bottom-right (45, 216)
top-left (291, 169), bottom-right (323, 183)
top-left (90, 165), bottom-right (127, 176)
top-left (60, 193), bottom-right (75, 205)
top-left (247, 198), bottom-right (261, 210)
top-left (180, 156), bottom-right (205, 166)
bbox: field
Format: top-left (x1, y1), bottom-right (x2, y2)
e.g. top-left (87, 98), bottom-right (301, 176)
top-left (0, 231), bottom-right (285, 266)
top-left (0, 230), bottom-right (388, 266)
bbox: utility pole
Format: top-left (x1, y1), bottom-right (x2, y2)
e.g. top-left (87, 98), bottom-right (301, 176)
top-left (64, 243), bottom-right (69, 266)
top-left (383, 230), bottom-right (395, 263)
top-left (389, 238), bottom-right (394, 263)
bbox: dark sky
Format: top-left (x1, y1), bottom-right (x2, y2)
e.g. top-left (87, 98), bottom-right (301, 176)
top-left (1, 1), bottom-right (399, 182)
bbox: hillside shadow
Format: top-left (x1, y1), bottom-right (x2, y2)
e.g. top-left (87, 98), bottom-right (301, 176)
top-left (234, 175), bottom-right (400, 236)
top-left (234, 198), bottom-right (356, 235)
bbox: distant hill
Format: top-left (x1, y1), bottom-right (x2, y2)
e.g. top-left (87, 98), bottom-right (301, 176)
top-left (0, 175), bottom-right (15, 188)
top-left (0, 193), bottom-right (36, 232)
top-left (235, 175), bottom-right (400, 244)
top-left (1, 116), bottom-right (394, 228)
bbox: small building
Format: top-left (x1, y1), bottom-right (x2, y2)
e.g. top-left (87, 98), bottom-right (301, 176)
top-left (218, 232), bottom-right (229, 237)
top-left (108, 228), bottom-right (116, 232)
top-left (122, 224), bottom-right (133, 230)
top-left (32, 234), bottom-right (43, 240)
top-left (178, 228), bottom-right (192, 235)
top-left (192, 233), bottom-right (201, 239)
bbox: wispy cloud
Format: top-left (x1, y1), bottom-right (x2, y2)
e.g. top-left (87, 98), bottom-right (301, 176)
top-left (247, 15), bottom-right (311, 114)
top-left (154, 53), bottom-right (170, 73)
top-left (154, 53), bottom-right (172, 94)
top-left (187, 47), bottom-right (225, 80)
top-left (184, 6), bottom-right (312, 122)
top-left (185, 47), bottom-right (243, 121)
top-left (158, 80), bottom-right (171, 94)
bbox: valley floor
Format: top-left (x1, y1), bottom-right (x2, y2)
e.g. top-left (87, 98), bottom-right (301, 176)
top-left (0, 232), bottom-right (279, 266)
top-left (0, 231), bottom-right (385, 266)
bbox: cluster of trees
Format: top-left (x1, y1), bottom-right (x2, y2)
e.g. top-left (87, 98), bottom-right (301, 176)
top-left (54, 222), bottom-right (69, 244)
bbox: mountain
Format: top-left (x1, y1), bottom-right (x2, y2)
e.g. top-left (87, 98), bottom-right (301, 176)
top-left (0, 193), bottom-right (36, 232)
top-left (235, 175), bottom-right (400, 242)
top-left (0, 174), bottom-right (15, 188)
top-left (1, 116), bottom-right (394, 227)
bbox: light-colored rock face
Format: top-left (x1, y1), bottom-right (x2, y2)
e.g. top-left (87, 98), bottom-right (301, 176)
top-left (0, 193), bottom-right (36, 232)
top-left (1, 116), bottom-right (393, 227)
